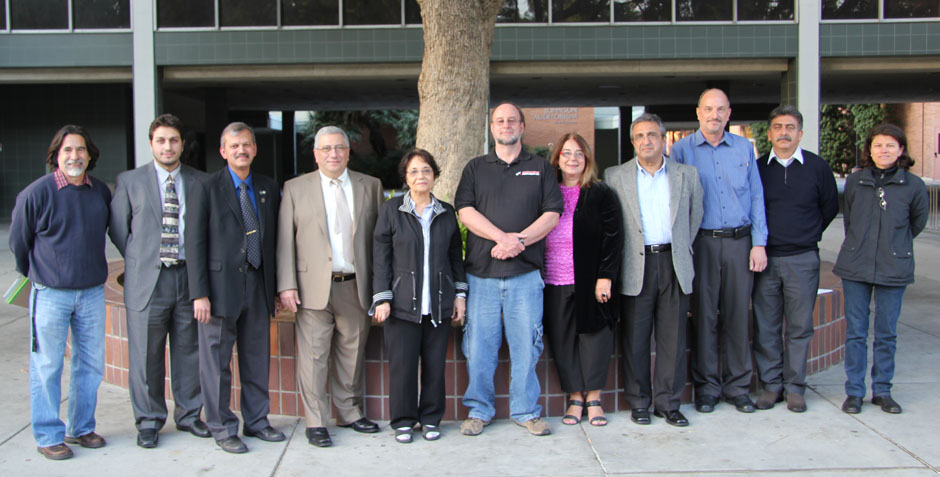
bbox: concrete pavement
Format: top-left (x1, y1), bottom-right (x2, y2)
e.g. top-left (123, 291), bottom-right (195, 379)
top-left (1, 220), bottom-right (939, 476)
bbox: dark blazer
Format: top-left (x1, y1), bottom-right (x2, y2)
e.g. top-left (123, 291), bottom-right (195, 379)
top-left (570, 181), bottom-right (624, 333)
top-left (200, 166), bottom-right (280, 318)
top-left (109, 163), bottom-right (209, 311)
top-left (371, 193), bottom-right (467, 326)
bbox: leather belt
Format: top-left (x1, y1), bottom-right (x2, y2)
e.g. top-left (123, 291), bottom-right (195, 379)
top-left (163, 260), bottom-right (186, 268)
top-left (699, 225), bottom-right (750, 239)
top-left (644, 244), bottom-right (671, 253)
top-left (332, 272), bottom-right (356, 282)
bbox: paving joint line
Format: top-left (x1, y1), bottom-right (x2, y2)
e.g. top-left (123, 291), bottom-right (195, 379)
top-left (267, 418), bottom-right (300, 477)
top-left (580, 422), bottom-right (609, 476)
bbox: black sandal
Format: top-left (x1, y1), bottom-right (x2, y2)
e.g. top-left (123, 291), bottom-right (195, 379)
top-left (394, 426), bottom-right (413, 443)
top-left (563, 399), bottom-right (585, 425)
top-left (586, 400), bottom-right (607, 427)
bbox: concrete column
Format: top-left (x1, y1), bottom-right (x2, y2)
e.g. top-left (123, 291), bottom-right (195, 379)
top-left (131, 3), bottom-right (158, 167)
top-left (783, 0), bottom-right (821, 153)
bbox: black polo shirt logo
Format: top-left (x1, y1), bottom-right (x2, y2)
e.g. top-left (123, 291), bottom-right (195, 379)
top-left (516, 170), bottom-right (541, 176)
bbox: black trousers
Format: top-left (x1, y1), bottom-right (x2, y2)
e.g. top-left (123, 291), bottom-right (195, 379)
top-left (198, 266), bottom-right (271, 440)
top-left (543, 284), bottom-right (614, 393)
top-left (621, 252), bottom-right (689, 412)
top-left (384, 315), bottom-right (450, 429)
top-left (690, 234), bottom-right (754, 399)
top-left (126, 264), bottom-right (202, 430)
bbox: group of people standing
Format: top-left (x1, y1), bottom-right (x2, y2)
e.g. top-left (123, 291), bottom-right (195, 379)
top-left (9, 88), bottom-right (928, 460)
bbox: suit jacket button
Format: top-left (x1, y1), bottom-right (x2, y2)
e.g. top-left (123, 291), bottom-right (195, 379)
top-left (240, 248), bottom-right (245, 254)
top-left (238, 267), bottom-right (243, 273)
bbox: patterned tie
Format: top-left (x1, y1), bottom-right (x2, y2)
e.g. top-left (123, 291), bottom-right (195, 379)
top-left (239, 182), bottom-right (262, 269)
top-left (159, 174), bottom-right (180, 266)
top-left (331, 179), bottom-right (355, 266)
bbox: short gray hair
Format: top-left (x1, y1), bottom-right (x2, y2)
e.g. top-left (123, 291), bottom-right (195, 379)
top-left (768, 105), bottom-right (803, 131)
top-left (219, 122), bottom-right (256, 147)
top-left (629, 112), bottom-right (667, 139)
top-left (314, 126), bottom-right (350, 149)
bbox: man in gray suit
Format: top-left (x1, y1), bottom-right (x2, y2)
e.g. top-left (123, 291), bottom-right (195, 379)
top-left (109, 114), bottom-right (211, 448)
top-left (606, 113), bottom-right (703, 427)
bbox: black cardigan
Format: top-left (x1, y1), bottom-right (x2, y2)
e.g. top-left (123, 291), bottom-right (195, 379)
top-left (372, 193), bottom-right (467, 325)
top-left (568, 181), bottom-right (624, 333)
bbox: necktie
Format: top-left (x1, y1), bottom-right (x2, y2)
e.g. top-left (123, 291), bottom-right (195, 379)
top-left (331, 179), bottom-right (355, 266)
top-left (160, 174), bottom-right (180, 266)
top-left (239, 182), bottom-right (262, 269)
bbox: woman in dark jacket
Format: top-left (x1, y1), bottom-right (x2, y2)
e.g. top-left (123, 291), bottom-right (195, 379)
top-left (543, 132), bottom-right (623, 426)
top-left (833, 123), bottom-right (928, 415)
top-left (371, 149), bottom-right (467, 443)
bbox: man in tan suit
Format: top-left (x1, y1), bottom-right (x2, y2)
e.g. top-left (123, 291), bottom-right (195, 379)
top-left (277, 126), bottom-right (384, 448)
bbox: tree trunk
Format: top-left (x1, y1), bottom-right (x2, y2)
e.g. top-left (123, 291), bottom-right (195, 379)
top-left (415, 0), bottom-right (503, 202)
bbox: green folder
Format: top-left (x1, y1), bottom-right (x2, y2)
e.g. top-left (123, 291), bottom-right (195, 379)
top-left (3, 275), bottom-right (30, 308)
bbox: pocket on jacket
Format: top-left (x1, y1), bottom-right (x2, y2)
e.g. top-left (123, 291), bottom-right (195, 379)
top-left (208, 260), bottom-right (221, 271)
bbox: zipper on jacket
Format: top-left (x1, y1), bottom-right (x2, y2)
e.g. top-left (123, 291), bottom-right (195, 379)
top-left (434, 271), bottom-right (442, 328)
top-left (411, 271), bottom-right (416, 313)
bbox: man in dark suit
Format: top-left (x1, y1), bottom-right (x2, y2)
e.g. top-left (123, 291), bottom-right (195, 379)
top-left (606, 113), bottom-right (704, 428)
top-left (109, 114), bottom-right (211, 448)
top-left (197, 122), bottom-right (285, 454)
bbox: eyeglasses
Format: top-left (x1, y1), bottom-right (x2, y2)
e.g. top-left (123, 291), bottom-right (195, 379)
top-left (317, 145), bottom-right (349, 154)
top-left (407, 168), bottom-right (434, 177)
top-left (878, 187), bottom-right (887, 211)
top-left (560, 150), bottom-right (585, 159)
top-left (492, 118), bottom-right (520, 127)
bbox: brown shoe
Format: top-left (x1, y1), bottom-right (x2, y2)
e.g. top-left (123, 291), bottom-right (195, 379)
top-left (37, 443), bottom-right (74, 460)
top-left (516, 418), bottom-right (552, 436)
top-left (65, 432), bottom-right (106, 449)
top-left (786, 393), bottom-right (807, 413)
top-left (755, 390), bottom-right (783, 410)
top-left (460, 418), bottom-right (490, 436)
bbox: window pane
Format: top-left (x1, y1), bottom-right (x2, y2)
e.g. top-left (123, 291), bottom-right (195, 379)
top-left (344, 0), bottom-right (400, 25)
top-left (1, 3), bottom-right (6, 29)
top-left (158, 0), bottom-right (215, 28)
top-left (821, 0), bottom-right (876, 19)
top-left (553, 0), bottom-right (610, 22)
top-left (405, 0), bottom-right (421, 24)
top-left (676, 0), bottom-right (732, 21)
top-left (885, 0), bottom-right (939, 19)
top-left (498, 0), bottom-right (548, 22)
top-left (73, 0), bottom-right (130, 29)
top-left (737, 0), bottom-right (794, 20)
top-left (220, 0), bottom-right (276, 26)
top-left (282, 0), bottom-right (339, 26)
top-left (614, 0), bottom-right (669, 22)
top-left (10, 0), bottom-right (68, 29)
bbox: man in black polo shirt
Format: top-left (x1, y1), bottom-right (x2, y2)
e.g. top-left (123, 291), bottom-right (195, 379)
top-left (455, 102), bottom-right (564, 437)
top-left (753, 105), bottom-right (838, 412)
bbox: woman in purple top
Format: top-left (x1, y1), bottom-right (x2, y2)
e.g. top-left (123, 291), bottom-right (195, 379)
top-left (543, 132), bottom-right (623, 426)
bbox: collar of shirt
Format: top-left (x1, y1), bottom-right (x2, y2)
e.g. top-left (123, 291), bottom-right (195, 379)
top-left (636, 156), bottom-right (667, 178)
top-left (319, 167), bottom-right (350, 189)
top-left (485, 148), bottom-right (532, 164)
top-left (154, 161), bottom-right (181, 185)
top-left (400, 191), bottom-right (446, 217)
top-left (692, 129), bottom-right (732, 148)
top-left (227, 165), bottom-right (253, 191)
top-left (769, 147), bottom-right (804, 167)
top-left (53, 169), bottom-right (92, 190)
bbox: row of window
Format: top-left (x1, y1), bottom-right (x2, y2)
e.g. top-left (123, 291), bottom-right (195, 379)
top-left (1, 1), bottom-right (937, 31)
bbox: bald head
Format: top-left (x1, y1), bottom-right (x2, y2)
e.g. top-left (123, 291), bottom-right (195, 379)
top-left (696, 88), bottom-right (731, 137)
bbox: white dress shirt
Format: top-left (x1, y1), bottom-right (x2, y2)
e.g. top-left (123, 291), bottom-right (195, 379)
top-left (320, 168), bottom-right (356, 273)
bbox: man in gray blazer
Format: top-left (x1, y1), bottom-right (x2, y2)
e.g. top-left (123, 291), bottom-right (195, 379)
top-left (109, 114), bottom-right (211, 448)
top-left (606, 113), bottom-right (703, 428)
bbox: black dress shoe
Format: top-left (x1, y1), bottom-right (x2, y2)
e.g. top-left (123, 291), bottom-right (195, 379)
top-left (653, 409), bottom-right (690, 427)
top-left (872, 395), bottom-right (902, 414)
top-left (694, 395), bottom-right (719, 413)
top-left (176, 419), bottom-right (211, 438)
top-left (726, 395), bottom-right (756, 413)
top-left (339, 417), bottom-right (380, 434)
top-left (244, 426), bottom-right (286, 442)
top-left (842, 395), bottom-right (863, 414)
top-left (216, 436), bottom-right (248, 454)
top-left (137, 429), bottom-right (158, 449)
top-left (630, 408), bottom-right (651, 425)
top-left (306, 427), bottom-right (332, 447)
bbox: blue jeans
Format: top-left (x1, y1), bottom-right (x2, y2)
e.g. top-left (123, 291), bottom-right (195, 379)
top-left (842, 279), bottom-right (906, 398)
top-left (462, 270), bottom-right (544, 423)
top-left (29, 284), bottom-right (106, 447)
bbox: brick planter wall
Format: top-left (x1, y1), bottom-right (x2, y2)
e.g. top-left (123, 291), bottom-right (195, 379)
top-left (98, 260), bottom-right (845, 420)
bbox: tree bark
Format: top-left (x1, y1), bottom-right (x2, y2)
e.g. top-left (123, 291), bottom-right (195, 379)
top-left (415, 0), bottom-right (503, 202)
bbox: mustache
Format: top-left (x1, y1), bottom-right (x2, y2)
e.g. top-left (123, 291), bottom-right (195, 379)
top-left (775, 135), bottom-right (792, 142)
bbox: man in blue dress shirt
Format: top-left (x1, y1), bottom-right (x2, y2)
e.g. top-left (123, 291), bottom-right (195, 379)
top-left (671, 88), bottom-right (768, 414)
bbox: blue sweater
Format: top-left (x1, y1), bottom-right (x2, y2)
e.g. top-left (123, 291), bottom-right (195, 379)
top-left (9, 173), bottom-right (111, 289)
top-left (756, 150), bottom-right (839, 257)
